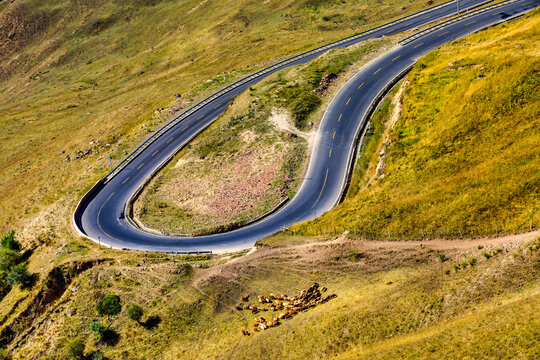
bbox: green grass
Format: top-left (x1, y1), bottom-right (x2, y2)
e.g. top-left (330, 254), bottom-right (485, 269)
top-left (0, 1), bottom-right (449, 352)
top-left (2, 3), bottom-right (539, 359)
top-left (135, 38), bottom-right (393, 235)
top-left (0, 0), bottom-right (445, 233)
top-left (335, 293), bottom-right (540, 359)
top-left (7, 233), bottom-right (539, 359)
top-left (293, 10), bottom-right (540, 238)
top-left (0, 0), bottom-right (447, 333)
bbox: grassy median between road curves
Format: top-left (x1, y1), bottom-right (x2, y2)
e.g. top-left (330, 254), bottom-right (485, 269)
top-left (2, 2), bottom-right (540, 359)
top-left (293, 9), bottom-right (540, 239)
top-left (132, 37), bottom-right (395, 236)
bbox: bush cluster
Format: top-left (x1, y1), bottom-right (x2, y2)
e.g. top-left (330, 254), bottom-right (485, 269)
top-left (0, 231), bottom-right (35, 299)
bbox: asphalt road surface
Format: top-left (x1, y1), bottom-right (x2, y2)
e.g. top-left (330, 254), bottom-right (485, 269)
top-left (74, 0), bottom-right (540, 252)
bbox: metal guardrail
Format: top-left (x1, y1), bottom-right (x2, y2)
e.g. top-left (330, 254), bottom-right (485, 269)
top-left (399, 0), bottom-right (520, 45)
top-left (336, 65), bottom-right (414, 208)
top-left (72, 179), bottom-right (106, 240)
top-left (103, 0), bottom-right (487, 183)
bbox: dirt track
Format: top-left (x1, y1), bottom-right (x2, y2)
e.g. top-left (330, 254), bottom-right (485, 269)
top-left (193, 230), bottom-right (540, 287)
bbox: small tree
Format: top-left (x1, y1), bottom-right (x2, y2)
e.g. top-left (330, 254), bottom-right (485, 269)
top-left (89, 320), bottom-right (107, 340)
top-left (0, 249), bottom-right (20, 272)
top-left (1, 231), bottom-right (20, 251)
top-left (126, 303), bottom-right (143, 322)
top-left (97, 294), bottom-right (121, 316)
top-left (62, 337), bottom-right (85, 359)
top-left (6, 264), bottom-right (34, 289)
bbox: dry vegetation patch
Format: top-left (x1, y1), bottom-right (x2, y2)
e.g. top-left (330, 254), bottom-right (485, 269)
top-left (295, 10), bottom-right (540, 238)
top-left (1, 230), bottom-right (539, 359)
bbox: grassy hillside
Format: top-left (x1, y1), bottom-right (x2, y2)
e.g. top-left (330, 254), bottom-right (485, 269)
top-left (4, 229), bottom-right (539, 359)
top-left (0, 0), bottom-right (443, 236)
top-left (294, 9), bottom-right (540, 238)
top-left (1, 2), bottom-right (539, 359)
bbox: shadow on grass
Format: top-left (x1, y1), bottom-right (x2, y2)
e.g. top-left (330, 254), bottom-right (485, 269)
top-left (101, 329), bottom-right (120, 346)
top-left (142, 315), bottom-right (161, 330)
top-left (21, 273), bottom-right (40, 290)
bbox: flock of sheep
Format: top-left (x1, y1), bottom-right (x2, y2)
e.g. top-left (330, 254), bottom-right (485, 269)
top-left (236, 283), bottom-right (337, 336)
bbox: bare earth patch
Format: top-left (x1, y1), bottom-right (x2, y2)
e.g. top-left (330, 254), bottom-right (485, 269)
top-left (375, 78), bottom-right (409, 179)
top-left (132, 101), bottom-right (307, 236)
top-left (165, 145), bottom-right (288, 219)
top-left (268, 108), bottom-right (315, 146)
top-left (194, 229), bottom-right (540, 285)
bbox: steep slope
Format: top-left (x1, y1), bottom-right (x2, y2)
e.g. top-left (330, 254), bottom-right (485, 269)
top-left (1, 2), bottom-right (538, 359)
top-left (132, 37), bottom-right (395, 236)
top-left (294, 9), bottom-right (540, 238)
top-left (4, 230), bottom-right (539, 359)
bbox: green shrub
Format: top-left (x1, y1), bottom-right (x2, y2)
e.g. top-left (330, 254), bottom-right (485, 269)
top-left (126, 303), bottom-right (143, 322)
top-left (483, 246), bottom-right (505, 259)
top-left (289, 90), bottom-right (321, 128)
top-left (61, 338), bottom-right (85, 359)
top-left (348, 249), bottom-right (364, 262)
top-left (437, 253), bottom-right (448, 262)
top-left (97, 294), bottom-right (121, 316)
top-left (6, 264), bottom-right (34, 289)
top-left (1, 231), bottom-right (21, 251)
top-left (89, 320), bottom-right (107, 339)
top-left (0, 249), bottom-right (20, 272)
top-left (91, 350), bottom-right (104, 360)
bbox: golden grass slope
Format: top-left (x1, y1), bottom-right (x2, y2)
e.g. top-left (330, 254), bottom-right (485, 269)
top-left (294, 9), bottom-right (540, 238)
top-left (0, 0), bottom-right (444, 235)
top-left (6, 230), bottom-right (539, 359)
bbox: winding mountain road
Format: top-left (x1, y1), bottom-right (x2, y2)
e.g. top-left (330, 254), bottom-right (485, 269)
top-left (74, 0), bottom-right (540, 253)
